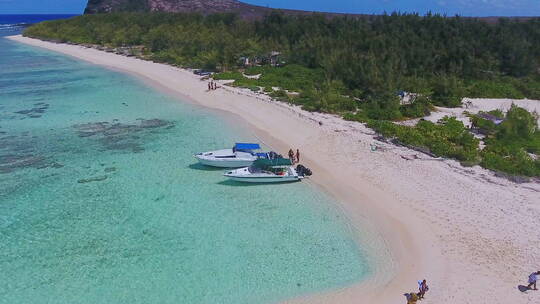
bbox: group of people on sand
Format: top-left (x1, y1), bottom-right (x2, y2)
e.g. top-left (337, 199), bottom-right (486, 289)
top-left (407, 279), bottom-right (429, 304)
top-left (288, 149), bottom-right (300, 164)
top-left (208, 81), bottom-right (218, 91)
top-left (406, 271), bottom-right (539, 303)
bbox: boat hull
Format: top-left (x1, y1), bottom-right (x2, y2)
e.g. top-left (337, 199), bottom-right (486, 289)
top-left (223, 166), bottom-right (303, 183)
top-left (226, 176), bottom-right (302, 183)
top-left (196, 157), bottom-right (255, 168)
top-left (194, 148), bottom-right (257, 168)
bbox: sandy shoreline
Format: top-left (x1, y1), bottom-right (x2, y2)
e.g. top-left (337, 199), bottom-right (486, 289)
top-left (8, 35), bottom-right (540, 304)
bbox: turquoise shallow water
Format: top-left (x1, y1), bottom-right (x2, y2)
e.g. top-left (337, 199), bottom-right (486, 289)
top-left (0, 28), bottom-right (370, 303)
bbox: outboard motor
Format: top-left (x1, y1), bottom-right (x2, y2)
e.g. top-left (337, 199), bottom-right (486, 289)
top-left (296, 164), bottom-right (313, 177)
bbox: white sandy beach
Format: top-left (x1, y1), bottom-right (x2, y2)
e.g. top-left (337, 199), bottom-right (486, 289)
top-left (8, 35), bottom-right (540, 304)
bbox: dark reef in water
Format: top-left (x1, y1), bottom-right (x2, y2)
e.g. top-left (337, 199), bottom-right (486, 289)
top-left (78, 175), bottom-right (108, 183)
top-left (13, 103), bottom-right (49, 119)
top-left (0, 134), bottom-right (63, 174)
top-left (73, 118), bottom-right (174, 153)
top-left (0, 118), bottom-right (173, 175)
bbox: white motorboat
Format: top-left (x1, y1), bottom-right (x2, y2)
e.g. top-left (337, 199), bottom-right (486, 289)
top-left (195, 143), bottom-right (264, 168)
top-left (224, 158), bottom-right (312, 183)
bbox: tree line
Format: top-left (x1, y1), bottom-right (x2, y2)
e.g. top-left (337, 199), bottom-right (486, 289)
top-left (25, 12), bottom-right (540, 104)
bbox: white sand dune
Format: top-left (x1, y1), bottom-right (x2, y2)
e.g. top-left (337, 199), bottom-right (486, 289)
top-left (8, 35), bottom-right (540, 304)
top-left (466, 98), bottom-right (540, 119)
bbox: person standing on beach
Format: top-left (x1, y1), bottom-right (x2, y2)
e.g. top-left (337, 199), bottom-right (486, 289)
top-left (528, 271), bottom-right (540, 290)
top-left (288, 149), bottom-right (295, 162)
top-left (295, 149), bottom-right (300, 164)
top-left (418, 279), bottom-right (429, 299)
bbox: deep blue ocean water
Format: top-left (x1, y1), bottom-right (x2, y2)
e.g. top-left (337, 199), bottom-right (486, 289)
top-left (0, 14), bottom-right (78, 24)
top-left (0, 16), bottom-right (370, 303)
top-left (0, 15), bottom-right (78, 35)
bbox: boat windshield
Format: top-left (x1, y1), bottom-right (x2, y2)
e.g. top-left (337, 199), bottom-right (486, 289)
top-left (214, 155), bottom-right (236, 159)
top-left (248, 166), bottom-right (286, 175)
top-left (248, 166), bottom-right (262, 173)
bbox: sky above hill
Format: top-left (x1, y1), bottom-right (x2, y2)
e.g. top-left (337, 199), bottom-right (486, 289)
top-left (245, 0), bottom-right (539, 17)
top-left (0, 0), bottom-right (538, 16)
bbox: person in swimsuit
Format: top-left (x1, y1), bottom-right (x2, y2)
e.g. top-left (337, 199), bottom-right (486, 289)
top-left (528, 271), bottom-right (540, 290)
top-left (288, 149), bottom-right (295, 162)
top-left (418, 279), bottom-right (429, 299)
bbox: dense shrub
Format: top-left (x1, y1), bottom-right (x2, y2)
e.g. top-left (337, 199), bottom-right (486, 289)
top-left (400, 96), bottom-right (432, 118)
top-left (363, 93), bottom-right (402, 120)
top-left (481, 150), bottom-right (540, 177)
top-left (478, 105), bottom-right (540, 176)
top-left (470, 114), bottom-right (498, 135)
top-left (497, 105), bottom-right (538, 141)
top-left (269, 89), bottom-right (289, 102)
top-left (430, 76), bottom-right (466, 107)
top-left (367, 117), bottom-right (480, 162)
top-left (466, 79), bottom-right (525, 99)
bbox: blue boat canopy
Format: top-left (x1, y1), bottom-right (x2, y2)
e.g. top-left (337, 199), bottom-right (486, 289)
top-left (234, 143), bottom-right (261, 150)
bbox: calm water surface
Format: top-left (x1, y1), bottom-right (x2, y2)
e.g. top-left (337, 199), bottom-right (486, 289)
top-left (0, 21), bottom-right (370, 303)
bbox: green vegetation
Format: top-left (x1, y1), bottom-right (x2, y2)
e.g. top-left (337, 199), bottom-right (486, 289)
top-left (469, 110), bottom-right (504, 135)
top-left (400, 96), bottom-right (433, 119)
top-left (213, 65), bottom-right (325, 92)
top-left (25, 13), bottom-right (540, 113)
top-left (476, 106), bottom-right (540, 176)
top-left (347, 105), bottom-right (540, 176)
top-left (24, 12), bottom-right (540, 177)
top-left (368, 117), bottom-right (480, 163)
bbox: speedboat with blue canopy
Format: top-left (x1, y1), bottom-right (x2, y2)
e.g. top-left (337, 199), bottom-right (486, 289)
top-left (195, 143), bottom-right (264, 168)
top-left (223, 158), bottom-right (312, 183)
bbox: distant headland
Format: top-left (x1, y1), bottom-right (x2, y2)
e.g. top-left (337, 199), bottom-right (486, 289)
top-left (83, 0), bottom-right (535, 22)
top-left (83, 0), bottom-right (369, 19)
